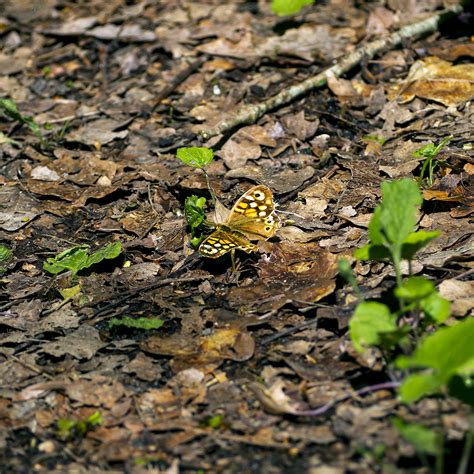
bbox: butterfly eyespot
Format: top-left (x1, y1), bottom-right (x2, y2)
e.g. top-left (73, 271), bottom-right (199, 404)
top-left (254, 191), bottom-right (265, 200)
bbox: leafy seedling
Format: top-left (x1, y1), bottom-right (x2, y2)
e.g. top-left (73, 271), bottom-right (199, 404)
top-left (43, 241), bottom-right (122, 276)
top-left (347, 179), bottom-right (448, 353)
top-left (57, 411), bottom-right (102, 441)
top-left (0, 98), bottom-right (46, 147)
top-left (185, 195), bottom-right (211, 248)
top-left (413, 135), bottom-right (452, 187)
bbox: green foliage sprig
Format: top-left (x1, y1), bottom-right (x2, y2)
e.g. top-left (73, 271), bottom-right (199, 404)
top-left (342, 177), bottom-right (473, 472)
top-left (0, 98), bottom-right (46, 147)
top-left (177, 146), bottom-right (217, 248)
top-left (57, 411), bottom-right (102, 440)
top-left (413, 135), bottom-right (452, 187)
top-left (43, 241), bottom-right (122, 276)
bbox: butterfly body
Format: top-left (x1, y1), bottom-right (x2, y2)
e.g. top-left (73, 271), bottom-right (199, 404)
top-left (199, 185), bottom-right (278, 258)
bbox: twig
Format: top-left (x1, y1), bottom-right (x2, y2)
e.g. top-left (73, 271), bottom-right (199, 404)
top-left (290, 380), bottom-right (401, 417)
top-left (198, 4), bottom-right (464, 140)
top-left (150, 55), bottom-right (208, 113)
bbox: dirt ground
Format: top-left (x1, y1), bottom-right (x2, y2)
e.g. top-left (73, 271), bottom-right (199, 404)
top-left (0, 1), bottom-right (473, 473)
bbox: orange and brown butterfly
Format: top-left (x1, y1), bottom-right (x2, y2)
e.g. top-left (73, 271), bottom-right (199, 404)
top-left (198, 185), bottom-right (279, 258)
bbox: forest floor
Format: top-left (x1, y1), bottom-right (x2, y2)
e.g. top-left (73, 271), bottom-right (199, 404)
top-left (0, 1), bottom-right (473, 473)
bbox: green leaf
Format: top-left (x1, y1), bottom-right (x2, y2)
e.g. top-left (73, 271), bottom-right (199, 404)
top-left (204, 414), bottom-right (224, 429)
top-left (379, 179), bottom-right (422, 249)
top-left (190, 236), bottom-right (205, 248)
top-left (43, 245), bottom-right (90, 275)
top-left (413, 136), bottom-right (452, 159)
top-left (0, 98), bottom-right (45, 146)
top-left (185, 195), bottom-right (207, 231)
top-left (392, 419), bottom-right (442, 456)
top-left (177, 147), bottom-right (214, 169)
top-left (0, 98), bottom-right (20, 117)
top-left (362, 135), bottom-right (387, 145)
top-left (395, 276), bottom-right (435, 301)
top-left (367, 206), bottom-right (385, 246)
top-left (85, 241), bottom-right (122, 267)
top-left (57, 418), bottom-right (76, 439)
top-left (349, 302), bottom-right (397, 353)
top-left (400, 230), bottom-right (440, 260)
top-left (108, 316), bottom-right (164, 330)
top-left (87, 411), bottom-right (103, 427)
top-left (59, 284), bottom-right (82, 300)
top-left (0, 245), bottom-right (12, 263)
top-left (420, 292), bottom-right (450, 324)
top-left (43, 242), bottom-right (122, 276)
top-left (397, 318), bottom-right (474, 402)
top-left (398, 373), bottom-right (441, 403)
top-left (353, 243), bottom-right (391, 261)
top-left (271, 0), bottom-right (315, 16)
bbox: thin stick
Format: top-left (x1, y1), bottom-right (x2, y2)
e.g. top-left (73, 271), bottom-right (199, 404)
top-left (199, 4), bottom-right (464, 140)
top-left (290, 380), bottom-right (401, 417)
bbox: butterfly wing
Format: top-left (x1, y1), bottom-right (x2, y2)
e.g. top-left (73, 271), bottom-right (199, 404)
top-left (198, 226), bottom-right (258, 259)
top-left (226, 185), bottom-right (279, 240)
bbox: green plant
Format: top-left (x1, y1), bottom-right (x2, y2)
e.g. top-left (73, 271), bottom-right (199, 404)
top-left (0, 98), bottom-right (46, 147)
top-left (341, 178), bottom-right (473, 473)
top-left (272, 0), bottom-right (315, 16)
top-left (413, 135), bottom-right (452, 187)
top-left (185, 194), bottom-right (209, 248)
top-left (43, 241), bottom-right (122, 276)
top-left (393, 418), bottom-right (444, 472)
top-left (57, 411), bottom-right (102, 440)
top-left (108, 316), bottom-right (164, 331)
top-left (0, 244), bottom-right (12, 275)
top-left (177, 146), bottom-right (218, 248)
top-left (345, 178), bottom-right (447, 353)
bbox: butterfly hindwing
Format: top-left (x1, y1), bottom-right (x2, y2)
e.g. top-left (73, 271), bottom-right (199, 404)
top-left (198, 226), bottom-right (258, 259)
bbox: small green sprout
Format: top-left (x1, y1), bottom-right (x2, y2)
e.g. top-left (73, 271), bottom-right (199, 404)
top-left (0, 98), bottom-right (46, 147)
top-left (57, 411), bottom-right (102, 440)
top-left (413, 135), bottom-right (452, 187)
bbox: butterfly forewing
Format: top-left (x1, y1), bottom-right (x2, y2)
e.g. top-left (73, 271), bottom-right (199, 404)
top-left (226, 185), bottom-right (278, 239)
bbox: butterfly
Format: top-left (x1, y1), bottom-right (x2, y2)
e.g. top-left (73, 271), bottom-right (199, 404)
top-left (199, 185), bottom-right (278, 258)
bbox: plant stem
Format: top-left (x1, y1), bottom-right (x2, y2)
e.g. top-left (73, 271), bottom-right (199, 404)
top-left (203, 169), bottom-right (216, 206)
top-left (457, 414), bottom-right (474, 474)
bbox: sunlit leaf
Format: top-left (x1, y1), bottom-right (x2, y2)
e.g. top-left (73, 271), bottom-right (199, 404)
top-left (349, 302), bottom-right (397, 353)
top-left (272, 0), bottom-right (315, 16)
top-left (177, 147), bottom-right (214, 169)
top-left (397, 318), bottom-right (474, 402)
